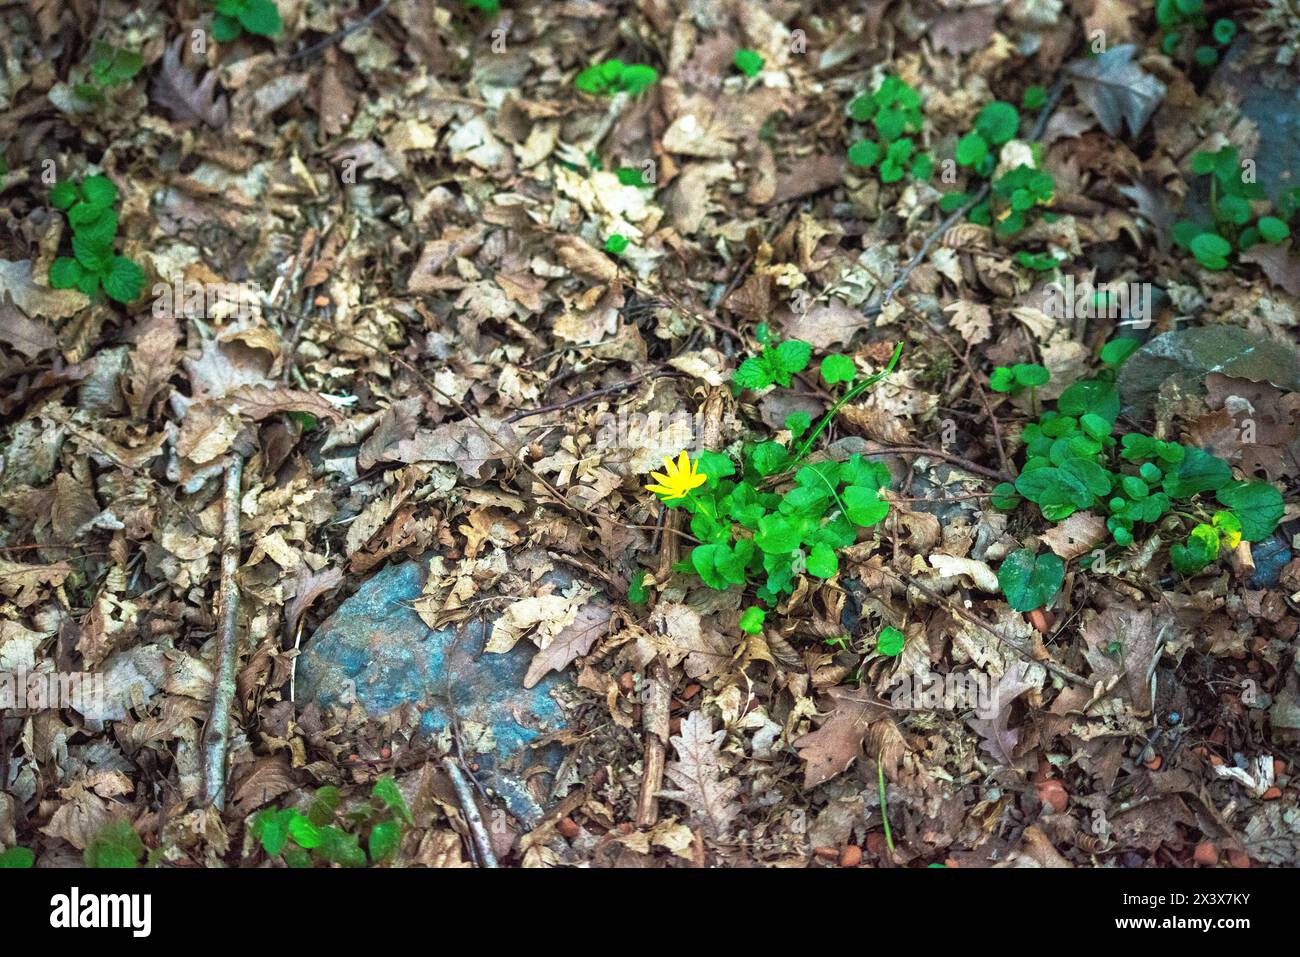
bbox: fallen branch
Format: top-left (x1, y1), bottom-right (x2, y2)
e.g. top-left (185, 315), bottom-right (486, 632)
top-left (201, 455), bottom-right (245, 811)
top-left (441, 756), bottom-right (500, 868)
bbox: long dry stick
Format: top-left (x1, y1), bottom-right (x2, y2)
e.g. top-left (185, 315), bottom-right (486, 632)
top-left (201, 455), bottom-right (244, 810)
top-left (442, 756), bottom-right (499, 868)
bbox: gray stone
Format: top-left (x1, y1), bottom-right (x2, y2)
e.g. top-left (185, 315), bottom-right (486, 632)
top-left (1117, 327), bottom-right (1300, 420)
top-left (296, 559), bottom-right (578, 824)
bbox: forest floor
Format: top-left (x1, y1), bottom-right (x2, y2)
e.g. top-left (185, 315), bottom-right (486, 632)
top-left (1, 0), bottom-right (1300, 869)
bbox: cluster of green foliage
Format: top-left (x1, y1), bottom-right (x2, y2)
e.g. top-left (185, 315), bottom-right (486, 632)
top-left (1174, 146), bottom-right (1297, 271)
top-left (1156, 0), bottom-right (1236, 68)
top-left (250, 777), bottom-right (412, 867)
top-left (574, 59), bottom-right (659, 96)
top-left (463, 0), bottom-right (501, 14)
top-left (656, 329), bottom-right (901, 626)
top-left (207, 0), bottom-right (282, 40)
top-left (733, 49), bottom-right (764, 77)
top-left (0, 845), bottom-right (34, 867)
top-left (86, 820), bottom-right (149, 867)
top-left (604, 233), bottom-right (629, 255)
top-left (73, 42), bottom-right (143, 107)
top-left (989, 361), bottom-right (1049, 398)
top-left (846, 76), bottom-right (932, 184)
top-left (48, 175), bottom-right (145, 304)
top-left (939, 94), bottom-right (1059, 270)
top-left (989, 339), bottom-right (1285, 610)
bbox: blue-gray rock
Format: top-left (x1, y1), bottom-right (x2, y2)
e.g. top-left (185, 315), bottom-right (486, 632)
top-left (1249, 534), bottom-right (1293, 590)
top-left (296, 559), bottom-right (573, 823)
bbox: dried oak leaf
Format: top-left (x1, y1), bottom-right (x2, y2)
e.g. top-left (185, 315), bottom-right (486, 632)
top-left (1080, 603), bottom-right (1166, 714)
top-left (651, 601), bottom-right (737, 681)
top-left (1202, 373), bottom-right (1300, 481)
top-left (1040, 511), bottom-right (1107, 561)
top-left (1241, 243), bottom-right (1300, 296)
top-left (151, 36), bottom-right (229, 128)
top-left (285, 564), bottom-right (344, 637)
top-left (0, 292), bottom-right (57, 358)
top-left (966, 663), bottom-right (1044, 766)
top-left (659, 711), bottom-right (741, 839)
top-left (523, 595), bottom-right (613, 688)
top-left (793, 686), bottom-right (888, 789)
top-left (382, 416), bottom-right (520, 480)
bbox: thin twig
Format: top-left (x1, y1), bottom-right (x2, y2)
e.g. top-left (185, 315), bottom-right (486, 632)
top-left (441, 756), bottom-right (499, 868)
top-left (283, 0), bottom-right (392, 62)
top-left (886, 568), bottom-right (1088, 688)
top-left (201, 455), bottom-right (244, 811)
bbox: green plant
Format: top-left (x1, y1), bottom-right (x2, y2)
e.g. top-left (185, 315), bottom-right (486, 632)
top-left (48, 174), bottom-right (145, 304)
top-left (72, 42), bottom-right (143, 106)
top-left (1156, 0), bottom-right (1235, 69)
top-left (250, 777), bottom-right (413, 867)
top-left (1174, 147), bottom-right (1293, 271)
top-left (207, 0), bottom-right (282, 40)
top-left (991, 339), bottom-right (1285, 583)
top-left (645, 336), bottom-right (901, 610)
top-left (734, 49), bottom-right (764, 77)
top-left (939, 99), bottom-right (1058, 266)
top-left (0, 846), bottom-right (34, 868)
top-left (1021, 85), bottom-right (1047, 110)
top-left (463, 0), bottom-right (500, 13)
top-left (84, 820), bottom-right (146, 868)
top-left (605, 234), bottom-right (629, 255)
top-left (877, 625), bottom-right (905, 656)
top-left (574, 59), bottom-right (659, 96)
top-left (997, 548), bottom-right (1065, 612)
top-left (989, 363), bottom-right (1049, 396)
top-left (846, 76), bottom-right (932, 184)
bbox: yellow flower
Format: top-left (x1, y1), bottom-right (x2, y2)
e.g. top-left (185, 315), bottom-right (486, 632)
top-left (645, 451), bottom-right (706, 502)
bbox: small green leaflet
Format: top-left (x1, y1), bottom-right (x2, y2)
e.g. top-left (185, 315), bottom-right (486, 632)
top-left (997, 549), bottom-right (1064, 612)
top-left (877, 625), bottom-right (905, 657)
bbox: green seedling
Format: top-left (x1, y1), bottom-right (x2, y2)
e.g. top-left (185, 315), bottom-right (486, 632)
top-left (1174, 146), bottom-right (1294, 271)
top-left (48, 174), bottom-right (145, 304)
top-left (575, 59), bottom-right (659, 96)
top-left (1156, 0), bottom-right (1235, 69)
top-left (73, 42), bottom-right (143, 106)
top-left (250, 777), bottom-right (412, 867)
top-left (734, 49), bottom-right (764, 77)
top-left (208, 0), bottom-right (282, 40)
top-left (846, 75), bottom-right (932, 184)
top-left (648, 339), bottom-right (901, 610)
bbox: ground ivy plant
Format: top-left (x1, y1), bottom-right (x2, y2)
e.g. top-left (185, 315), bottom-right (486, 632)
top-left (48, 174), bottom-right (145, 304)
top-left (1156, 0), bottom-right (1236, 69)
top-left (940, 97), bottom-right (1060, 271)
top-left (250, 777), bottom-right (412, 867)
top-left (990, 338), bottom-right (1285, 610)
top-left (1174, 146), bottom-right (1296, 271)
top-left (846, 75), bottom-right (932, 184)
top-left (73, 42), bottom-right (143, 107)
top-left (643, 330), bottom-right (902, 621)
